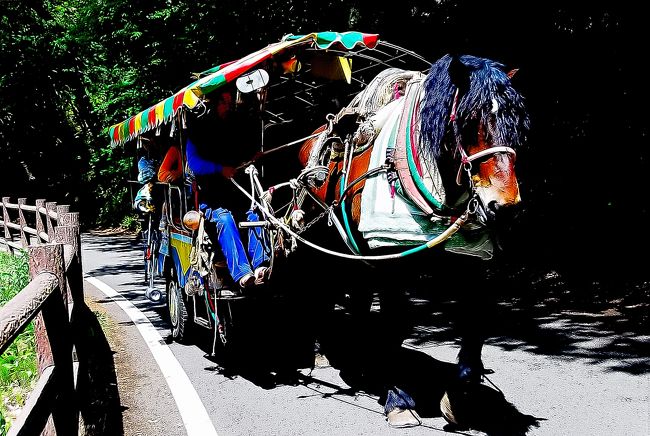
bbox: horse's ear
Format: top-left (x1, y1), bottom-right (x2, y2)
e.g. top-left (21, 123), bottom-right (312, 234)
top-left (448, 55), bottom-right (471, 92)
top-left (507, 68), bottom-right (519, 79)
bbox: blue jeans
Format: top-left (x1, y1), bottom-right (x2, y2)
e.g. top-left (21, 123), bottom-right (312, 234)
top-left (200, 205), bottom-right (270, 283)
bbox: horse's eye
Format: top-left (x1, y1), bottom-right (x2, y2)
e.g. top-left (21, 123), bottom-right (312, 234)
top-left (484, 113), bottom-right (499, 143)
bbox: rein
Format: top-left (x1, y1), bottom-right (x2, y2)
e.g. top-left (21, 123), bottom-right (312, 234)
top-left (236, 130), bottom-right (325, 171)
top-left (230, 172), bottom-right (477, 261)
top-left (236, 113), bottom-right (338, 171)
top-left (449, 88), bottom-right (516, 186)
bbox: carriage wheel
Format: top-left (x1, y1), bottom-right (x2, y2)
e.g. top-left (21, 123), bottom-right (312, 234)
top-left (167, 268), bottom-right (191, 343)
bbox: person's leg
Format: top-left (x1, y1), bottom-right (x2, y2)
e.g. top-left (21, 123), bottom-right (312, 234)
top-left (246, 209), bottom-right (271, 269)
top-left (203, 205), bottom-right (253, 283)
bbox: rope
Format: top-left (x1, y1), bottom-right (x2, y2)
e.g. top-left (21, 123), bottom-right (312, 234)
top-left (236, 130), bottom-right (323, 170)
top-left (230, 177), bottom-right (470, 261)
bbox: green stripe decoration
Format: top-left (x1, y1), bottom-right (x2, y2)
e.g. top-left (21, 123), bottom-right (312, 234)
top-left (163, 96), bottom-right (174, 120)
top-left (197, 74), bottom-right (227, 96)
top-left (405, 93), bottom-right (445, 211)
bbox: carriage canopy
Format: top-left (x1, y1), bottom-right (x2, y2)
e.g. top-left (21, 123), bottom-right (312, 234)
top-left (108, 31), bottom-right (381, 146)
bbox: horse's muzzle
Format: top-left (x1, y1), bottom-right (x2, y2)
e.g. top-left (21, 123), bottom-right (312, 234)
top-left (483, 200), bottom-right (521, 227)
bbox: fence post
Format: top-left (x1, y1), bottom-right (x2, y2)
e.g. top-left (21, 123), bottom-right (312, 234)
top-left (55, 205), bottom-right (70, 227)
top-left (36, 199), bottom-right (46, 243)
top-left (45, 201), bottom-right (57, 242)
top-left (55, 212), bottom-right (79, 252)
top-left (55, 212), bottom-right (84, 309)
top-left (28, 243), bottom-right (77, 435)
top-left (2, 197), bottom-right (11, 250)
top-left (18, 198), bottom-right (28, 248)
top-left (28, 244), bottom-right (66, 373)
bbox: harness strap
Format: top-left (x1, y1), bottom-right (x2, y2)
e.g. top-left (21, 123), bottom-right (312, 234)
top-left (394, 80), bottom-right (438, 215)
top-left (455, 146), bottom-right (517, 186)
top-left (230, 176), bottom-right (472, 261)
top-left (449, 86), bottom-right (517, 186)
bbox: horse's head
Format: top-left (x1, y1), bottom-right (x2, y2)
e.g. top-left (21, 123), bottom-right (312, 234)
top-left (420, 54), bottom-right (529, 226)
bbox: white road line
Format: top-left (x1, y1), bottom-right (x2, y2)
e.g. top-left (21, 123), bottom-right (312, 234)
top-left (85, 276), bottom-right (219, 436)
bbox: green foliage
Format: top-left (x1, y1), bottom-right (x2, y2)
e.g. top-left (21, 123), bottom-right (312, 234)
top-left (0, 1), bottom-right (92, 205)
top-left (0, 252), bottom-right (29, 301)
top-left (120, 213), bottom-right (141, 232)
top-left (0, 0), bottom-right (366, 226)
top-left (0, 252), bottom-right (36, 433)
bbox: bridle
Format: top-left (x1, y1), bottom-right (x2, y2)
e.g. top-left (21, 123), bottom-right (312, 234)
top-left (449, 88), bottom-right (516, 187)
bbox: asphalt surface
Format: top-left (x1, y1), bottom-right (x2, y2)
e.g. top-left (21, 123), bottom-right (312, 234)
top-left (80, 232), bottom-right (650, 436)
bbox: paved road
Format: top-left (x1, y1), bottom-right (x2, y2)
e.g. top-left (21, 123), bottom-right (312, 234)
top-left (81, 232), bottom-right (649, 436)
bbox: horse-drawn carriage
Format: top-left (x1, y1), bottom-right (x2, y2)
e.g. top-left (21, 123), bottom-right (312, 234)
top-left (116, 31), bottom-right (435, 342)
top-left (113, 30), bottom-right (529, 428)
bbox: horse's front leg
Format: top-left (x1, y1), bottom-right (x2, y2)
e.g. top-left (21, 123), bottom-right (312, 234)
top-left (456, 320), bottom-right (486, 384)
top-left (453, 261), bottom-right (493, 385)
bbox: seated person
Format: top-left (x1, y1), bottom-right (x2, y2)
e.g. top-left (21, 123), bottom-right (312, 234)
top-left (185, 90), bottom-right (270, 289)
top-left (137, 137), bottom-right (160, 184)
top-left (158, 143), bottom-right (184, 184)
top-left (134, 136), bottom-right (163, 213)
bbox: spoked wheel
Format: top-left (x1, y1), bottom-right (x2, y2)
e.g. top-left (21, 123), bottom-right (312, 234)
top-left (146, 250), bottom-right (155, 283)
top-left (167, 269), bottom-right (191, 342)
top-left (143, 216), bottom-right (153, 283)
top-left (146, 247), bottom-right (162, 302)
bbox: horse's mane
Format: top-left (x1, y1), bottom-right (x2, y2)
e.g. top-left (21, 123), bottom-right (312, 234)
top-left (419, 54), bottom-right (530, 160)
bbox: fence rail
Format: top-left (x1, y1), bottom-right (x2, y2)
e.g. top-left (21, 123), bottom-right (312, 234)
top-left (0, 196), bottom-right (83, 436)
top-left (1, 197), bottom-right (63, 251)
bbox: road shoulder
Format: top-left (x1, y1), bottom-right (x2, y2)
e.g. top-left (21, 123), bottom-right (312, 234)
top-left (83, 280), bottom-right (186, 436)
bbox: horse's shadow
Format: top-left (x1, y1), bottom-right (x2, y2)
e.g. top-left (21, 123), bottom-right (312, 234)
top-left (194, 285), bottom-right (542, 435)
top-left (322, 301), bottom-right (542, 435)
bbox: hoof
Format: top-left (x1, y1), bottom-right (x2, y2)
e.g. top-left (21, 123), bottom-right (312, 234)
top-left (386, 408), bottom-right (422, 428)
top-left (440, 390), bottom-right (461, 426)
top-left (440, 381), bottom-right (505, 430)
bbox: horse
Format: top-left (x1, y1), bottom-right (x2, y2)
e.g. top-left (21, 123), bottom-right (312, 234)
top-left (283, 53), bottom-right (530, 427)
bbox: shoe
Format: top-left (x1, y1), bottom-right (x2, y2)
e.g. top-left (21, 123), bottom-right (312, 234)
top-left (254, 266), bottom-right (270, 285)
top-left (238, 273), bottom-right (256, 289)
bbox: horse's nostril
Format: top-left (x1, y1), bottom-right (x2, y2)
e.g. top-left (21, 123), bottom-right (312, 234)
top-left (487, 201), bottom-right (500, 215)
top-left (486, 201), bottom-right (522, 224)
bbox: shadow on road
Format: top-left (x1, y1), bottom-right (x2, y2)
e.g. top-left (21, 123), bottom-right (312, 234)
top-left (405, 267), bottom-right (650, 376)
top-left (72, 303), bottom-right (125, 436)
top-left (189, 288), bottom-right (542, 435)
top-left (81, 232), bottom-right (647, 434)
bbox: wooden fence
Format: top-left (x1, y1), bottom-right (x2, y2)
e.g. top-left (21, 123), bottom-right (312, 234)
top-left (0, 197), bottom-right (84, 435)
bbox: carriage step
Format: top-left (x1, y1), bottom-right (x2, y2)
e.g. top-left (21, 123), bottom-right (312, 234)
top-left (239, 220), bottom-right (269, 228)
top-left (193, 315), bottom-right (211, 329)
top-left (216, 289), bottom-right (246, 300)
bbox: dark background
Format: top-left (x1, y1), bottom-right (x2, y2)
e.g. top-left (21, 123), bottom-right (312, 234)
top-left (0, 1), bottom-right (646, 286)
